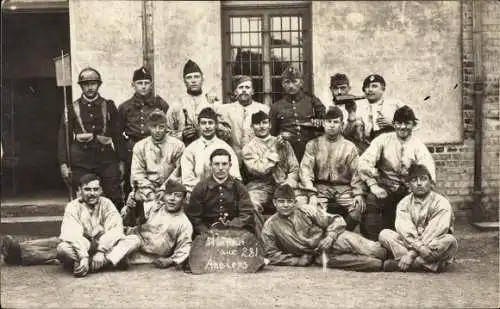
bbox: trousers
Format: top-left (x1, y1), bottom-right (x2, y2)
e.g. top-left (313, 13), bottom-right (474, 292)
top-left (378, 229), bottom-right (458, 272)
top-left (362, 186), bottom-right (408, 241)
top-left (56, 235), bottom-right (140, 269)
top-left (314, 230), bottom-right (387, 272)
top-left (3, 237), bottom-right (60, 266)
top-left (296, 184), bottom-right (359, 231)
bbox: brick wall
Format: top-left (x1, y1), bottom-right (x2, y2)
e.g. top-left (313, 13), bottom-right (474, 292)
top-left (429, 0), bottom-right (499, 220)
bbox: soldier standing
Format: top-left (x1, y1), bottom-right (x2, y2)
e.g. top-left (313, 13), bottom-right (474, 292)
top-left (269, 65), bottom-right (325, 162)
top-left (166, 59), bottom-right (221, 145)
top-left (58, 67), bottom-right (126, 210)
top-left (118, 66), bottom-right (169, 199)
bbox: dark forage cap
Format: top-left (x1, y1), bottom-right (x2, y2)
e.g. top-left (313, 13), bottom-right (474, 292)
top-left (393, 105), bottom-right (418, 123)
top-left (274, 184), bottom-right (295, 199)
top-left (406, 164), bottom-right (432, 181)
top-left (325, 105), bottom-right (344, 120)
top-left (251, 110), bottom-right (269, 124)
top-left (233, 75), bottom-right (253, 89)
top-left (330, 73), bottom-right (350, 88)
top-left (147, 108), bottom-right (167, 124)
top-left (183, 59), bottom-right (202, 76)
top-left (198, 107), bottom-right (218, 121)
top-left (164, 179), bottom-right (187, 194)
top-left (133, 66), bottom-right (152, 82)
top-left (362, 74), bottom-right (386, 90)
top-left (281, 65), bottom-right (303, 80)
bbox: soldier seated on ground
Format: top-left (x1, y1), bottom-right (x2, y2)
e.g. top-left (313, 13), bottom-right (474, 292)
top-left (56, 173), bottom-right (141, 277)
top-left (122, 179), bottom-right (193, 269)
top-left (261, 184), bottom-right (387, 271)
top-left (379, 164), bottom-right (457, 273)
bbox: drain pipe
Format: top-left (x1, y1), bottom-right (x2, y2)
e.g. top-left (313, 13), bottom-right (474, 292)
top-left (470, 0), bottom-right (486, 223)
top-left (141, 0), bottom-right (155, 95)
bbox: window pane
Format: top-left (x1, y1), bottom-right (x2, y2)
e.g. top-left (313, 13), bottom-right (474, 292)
top-left (271, 17), bottom-right (281, 31)
top-left (230, 16), bottom-right (262, 47)
top-left (282, 17), bottom-right (290, 31)
top-left (231, 33), bottom-right (241, 46)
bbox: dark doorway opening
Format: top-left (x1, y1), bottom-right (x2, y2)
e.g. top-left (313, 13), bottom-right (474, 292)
top-left (1, 11), bottom-right (71, 199)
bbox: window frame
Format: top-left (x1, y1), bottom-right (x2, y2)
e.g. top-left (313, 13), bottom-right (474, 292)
top-left (221, 3), bottom-right (312, 106)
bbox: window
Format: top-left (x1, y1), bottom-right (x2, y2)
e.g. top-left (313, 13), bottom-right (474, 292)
top-left (221, 2), bottom-right (312, 105)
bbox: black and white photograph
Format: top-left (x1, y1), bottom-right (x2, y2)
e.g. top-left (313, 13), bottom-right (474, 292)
top-left (0, 0), bottom-right (499, 308)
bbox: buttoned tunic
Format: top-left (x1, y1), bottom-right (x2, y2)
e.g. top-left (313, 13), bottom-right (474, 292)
top-left (118, 94), bottom-right (169, 142)
top-left (186, 176), bottom-right (254, 234)
top-left (269, 91), bottom-right (326, 161)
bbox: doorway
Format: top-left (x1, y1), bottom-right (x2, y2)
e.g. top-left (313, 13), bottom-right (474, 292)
top-left (1, 10), bottom-right (71, 199)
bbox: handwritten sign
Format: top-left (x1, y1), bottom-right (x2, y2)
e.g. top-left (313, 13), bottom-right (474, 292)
top-left (189, 229), bottom-right (265, 274)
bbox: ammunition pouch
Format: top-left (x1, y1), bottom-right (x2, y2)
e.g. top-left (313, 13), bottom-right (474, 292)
top-left (74, 133), bottom-right (94, 143)
top-left (95, 135), bottom-right (113, 145)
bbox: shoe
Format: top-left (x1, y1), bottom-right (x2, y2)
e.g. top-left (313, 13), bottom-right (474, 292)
top-left (1, 235), bottom-right (22, 265)
top-left (115, 257), bottom-right (130, 271)
top-left (383, 259), bottom-right (401, 272)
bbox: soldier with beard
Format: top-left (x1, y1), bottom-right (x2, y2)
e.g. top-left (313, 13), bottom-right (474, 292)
top-left (218, 75), bottom-right (269, 163)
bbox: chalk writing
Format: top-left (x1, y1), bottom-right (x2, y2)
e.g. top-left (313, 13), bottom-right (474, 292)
top-left (190, 229), bottom-right (265, 274)
top-left (205, 257), bottom-right (249, 272)
top-left (205, 235), bottom-right (246, 248)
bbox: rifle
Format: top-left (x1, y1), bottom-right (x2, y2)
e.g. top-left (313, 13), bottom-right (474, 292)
top-left (333, 94), bottom-right (366, 104)
top-left (61, 50), bottom-right (73, 200)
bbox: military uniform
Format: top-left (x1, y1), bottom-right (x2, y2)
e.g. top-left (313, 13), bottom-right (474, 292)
top-left (269, 67), bottom-right (325, 162)
top-left (118, 67), bottom-right (169, 198)
top-left (58, 68), bottom-right (125, 209)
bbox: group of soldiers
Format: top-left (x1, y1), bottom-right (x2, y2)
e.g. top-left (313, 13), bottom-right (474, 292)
top-left (1, 60), bottom-right (457, 276)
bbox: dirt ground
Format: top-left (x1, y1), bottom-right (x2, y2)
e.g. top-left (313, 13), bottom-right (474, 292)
top-left (1, 229), bottom-right (498, 309)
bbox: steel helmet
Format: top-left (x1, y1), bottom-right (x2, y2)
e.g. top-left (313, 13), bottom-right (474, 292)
top-left (78, 67), bottom-right (102, 85)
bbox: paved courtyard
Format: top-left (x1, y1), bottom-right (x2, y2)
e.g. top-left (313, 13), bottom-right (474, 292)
top-left (1, 228), bottom-right (498, 309)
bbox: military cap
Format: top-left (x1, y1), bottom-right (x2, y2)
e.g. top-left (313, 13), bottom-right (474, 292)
top-left (393, 105), bottom-right (418, 123)
top-left (362, 74), bottom-right (386, 91)
top-left (233, 75), bottom-right (253, 89)
top-left (281, 65), bottom-right (303, 80)
top-left (406, 164), bottom-right (432, 181)
top-left (164, 179), bottom-right (187, 194)
top-left (133, 66), bottom-right (152, 82)
top-left (183, 59), bottom-right (202, 76)
top-left (198, 107), bottom-right (218, 122)
top-left (274, 184), bottom-right (295, 199)
top-left (78, 67), bottom-right (102, 85)
top-left (325, 105), bottom-right (344, 120)
top-left (147, 108), bottom-right (167, 124)
top-left (251, 110), bottom-right (269, 124)
top-left (330, 73), bottom-right (350, 88)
